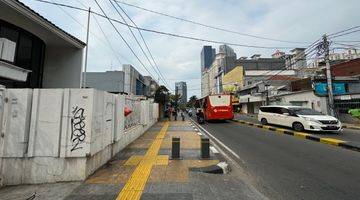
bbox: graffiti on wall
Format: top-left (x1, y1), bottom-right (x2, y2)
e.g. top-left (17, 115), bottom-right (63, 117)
top-left (70, 106), bottom-right (86, 151)
top-left (124, 98), bottom-right (141, 130)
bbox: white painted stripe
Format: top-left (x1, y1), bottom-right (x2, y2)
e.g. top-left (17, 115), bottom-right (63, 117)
top-left (190, 119), bottom-right (241, 160)
top-left (197, 132), bottom-right (202, 136)
top-left (210, 146), bottom-right (219, 154)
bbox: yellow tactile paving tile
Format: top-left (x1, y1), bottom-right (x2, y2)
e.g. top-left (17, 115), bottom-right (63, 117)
top-left (124, 155), bottom-right (143, 166)
top-left (161, 131), bottom-right (201, 149)
top-left (320, 138), bottom-right (345, 146)
top-left (116, 122), bottom-right (169, 200)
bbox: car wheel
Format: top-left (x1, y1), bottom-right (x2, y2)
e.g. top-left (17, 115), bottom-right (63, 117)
top-left (293, 122), bottom-right (304, 132)
top-left (261, 118), bottom-right (268, 125)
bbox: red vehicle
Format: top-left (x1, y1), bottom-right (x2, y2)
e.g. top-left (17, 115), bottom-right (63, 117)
top-left (198, 94), bottom-right (234, 121)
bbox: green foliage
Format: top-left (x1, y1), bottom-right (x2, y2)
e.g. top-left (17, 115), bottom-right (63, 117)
top-left (349, 109), bottom-right (360, 119)
top-left (154, 85), bottom-right (170, 104)
top-left (187, 95), bottom-right (198, 108)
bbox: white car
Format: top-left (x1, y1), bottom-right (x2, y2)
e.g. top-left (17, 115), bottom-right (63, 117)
top-left (258, 105), bottom-right (342, 132)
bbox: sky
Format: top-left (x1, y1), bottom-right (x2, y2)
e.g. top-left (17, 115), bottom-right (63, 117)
top-left (20, 0), bottom-right (360, 99)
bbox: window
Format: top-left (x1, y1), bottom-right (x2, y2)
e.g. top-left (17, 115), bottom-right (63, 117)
top-left (0, 19), bottom-right (45, 88)
top-left (0, 26), bottom-right (19, 43)
top-left (17, 33), bottom-right (33, 69)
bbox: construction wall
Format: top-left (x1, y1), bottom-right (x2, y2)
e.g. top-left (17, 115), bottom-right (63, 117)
top-left (0, 88), bottom-right (158, 186)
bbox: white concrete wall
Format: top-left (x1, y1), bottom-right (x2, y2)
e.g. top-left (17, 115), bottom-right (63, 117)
top-left (0, 88), bottom-right (158, 186)
top-left (42, 46), bottom-right (84, 88)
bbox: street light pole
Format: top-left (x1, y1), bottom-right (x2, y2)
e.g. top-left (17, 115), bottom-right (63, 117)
top-left (82, 7), bottom-right (91, 88)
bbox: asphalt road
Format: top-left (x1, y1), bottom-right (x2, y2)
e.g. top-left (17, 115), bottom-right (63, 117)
top-left (199, 120), bottom-right (360, 200)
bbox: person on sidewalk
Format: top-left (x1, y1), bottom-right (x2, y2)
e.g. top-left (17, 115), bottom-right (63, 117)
top-left (168, 107), bottom-right (173, 121)
top-left (173, 108), bottom-right (178, 121)
top-left (196, 108), bottom-right (205, 124)
top-left (181, 111), bottom-right (185, 121)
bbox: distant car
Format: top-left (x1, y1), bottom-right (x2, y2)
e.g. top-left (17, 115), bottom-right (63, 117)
top-left (258, 105), bottom-right (342, 132)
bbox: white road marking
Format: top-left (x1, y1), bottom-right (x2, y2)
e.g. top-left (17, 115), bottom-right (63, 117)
top-left (197, 132), bottom-right (203, 136)
top-left (210, 146), bottom-right (219, 154)
top-left (190, 119), bottom-right (241, 160)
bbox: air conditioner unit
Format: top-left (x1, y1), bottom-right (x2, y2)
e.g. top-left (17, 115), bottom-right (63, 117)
top-left (0, 38), bottom-right (16, 63)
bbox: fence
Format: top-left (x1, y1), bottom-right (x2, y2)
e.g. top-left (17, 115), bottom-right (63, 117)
top-left (0, 88), bottom-right (158, 186)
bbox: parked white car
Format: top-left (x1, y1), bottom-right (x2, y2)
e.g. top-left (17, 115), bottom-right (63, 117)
top-left (258, 105), bottom-right (342, 132)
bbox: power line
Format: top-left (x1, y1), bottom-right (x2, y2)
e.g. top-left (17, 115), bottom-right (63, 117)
top-left (30, 0), bottom-right (301, 50)
top-left (45, 0), bottom-right (134, 69)
top-left (114, 0), bottom-right (308, 44)
top-left (113, 1), bottom-right (172, 90)
top-left (93, 0), bottom-right (157, 81)
top-left (328, 25), bottom-right (360, 37)
top-left (109, 0), bottom-right (172, 90)
top-left (329, 28), bottom-right (360, 39)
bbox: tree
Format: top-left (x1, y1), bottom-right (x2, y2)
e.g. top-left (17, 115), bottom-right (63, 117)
top-left (154, 85), bottom-right (170, 104)
top-left (187, 95), bottom-right (198, 108)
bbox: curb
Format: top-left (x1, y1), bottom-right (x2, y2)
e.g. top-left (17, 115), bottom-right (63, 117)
top-left (189, 119), bottom-right (231, 174)
top-left (342, 125), bottom-right (360, 130)
top-left (232, 119), bottom-right (360, 153)
top-left (190, 162), bottom-right (229, 174)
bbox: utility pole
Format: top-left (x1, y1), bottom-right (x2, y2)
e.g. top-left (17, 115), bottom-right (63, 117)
top-left (81, 7), bottom-right (91, 88)
top-left (323, 34), bottom-right (335, 116)
top-left (265, 84), bottom-right (270, 106)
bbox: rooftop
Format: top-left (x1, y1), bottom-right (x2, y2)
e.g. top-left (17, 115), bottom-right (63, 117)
top-left (1, 0), bottom-right (86, 48)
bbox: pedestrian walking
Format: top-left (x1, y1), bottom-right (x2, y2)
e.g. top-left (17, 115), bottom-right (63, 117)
top-left (173, 109), bottom-right (178, 121)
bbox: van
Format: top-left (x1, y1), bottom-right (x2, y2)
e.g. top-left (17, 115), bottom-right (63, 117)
top-left (258, 105), bottom-right (342, 132)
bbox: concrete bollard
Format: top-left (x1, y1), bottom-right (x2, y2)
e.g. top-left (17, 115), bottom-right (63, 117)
top-left (201, 137), bottom-right (210, 159)
top-left (171, 137), bottom-right (180, 159)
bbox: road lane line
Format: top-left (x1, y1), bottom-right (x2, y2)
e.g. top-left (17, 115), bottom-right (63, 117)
top-left (190, 119), bottom-right (241, 160)
top-left (116, 122), bottom-right (169, 200)
top-left (210, 146), bottom-right (219, 154)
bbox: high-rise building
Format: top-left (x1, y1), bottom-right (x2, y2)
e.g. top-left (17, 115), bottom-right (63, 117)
top-left (200, 46), bottom-right (215, 72)
top-left (175, 81), bottom-right (187, 105)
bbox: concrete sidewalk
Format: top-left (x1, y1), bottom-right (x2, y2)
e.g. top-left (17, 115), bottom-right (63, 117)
top-left (0, 119), bottom-right (267, 200)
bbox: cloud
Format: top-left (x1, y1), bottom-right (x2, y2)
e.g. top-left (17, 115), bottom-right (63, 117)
top-left (19, 0), bottom-right (360, 98)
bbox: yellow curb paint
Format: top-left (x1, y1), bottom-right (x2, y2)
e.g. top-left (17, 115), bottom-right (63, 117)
top-left (275, 128), bottom-right (288, 134)
top-left (116, 122), bottom-right (169, 200)
top-left (262, 125), bottom-right (272, 130)
top-left (294, 132), bottom-right (309, 138)
top-left (320, 138), bottom-right (345, 146)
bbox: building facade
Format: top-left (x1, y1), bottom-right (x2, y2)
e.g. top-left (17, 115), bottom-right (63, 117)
top-left (200, 45), bottom-right (215, 72)
top-left (0, 0), bottom-right (85, 88)
top-left (123, 64), bottom-right (148, 96)
top-left (235, 55), bottom-right (285, 71)
top-left (309, 48), bottom-right (360, 68)
top-left (201, 45), bottom-right (237, 96)
top-left (175, 81), bottom-right (187, 105)
top-left (85, 71), bottom-right (124, 93)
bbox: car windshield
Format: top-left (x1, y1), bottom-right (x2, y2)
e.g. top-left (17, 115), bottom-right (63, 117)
top-left (290, 108), bottom-right (323, 115)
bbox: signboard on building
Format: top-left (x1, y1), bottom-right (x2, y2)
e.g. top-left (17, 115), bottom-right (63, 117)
top-left (314, 83), bottom-right (347, 95)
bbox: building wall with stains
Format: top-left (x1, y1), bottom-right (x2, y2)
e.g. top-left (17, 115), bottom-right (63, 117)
top-left (0, 88), bottom-right (158, 186)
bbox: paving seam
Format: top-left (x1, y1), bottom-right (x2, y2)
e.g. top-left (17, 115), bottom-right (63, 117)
top-left (232, 119), bottom-right (360, 152)
top-left (116, 122), bottom-right (169, 200)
